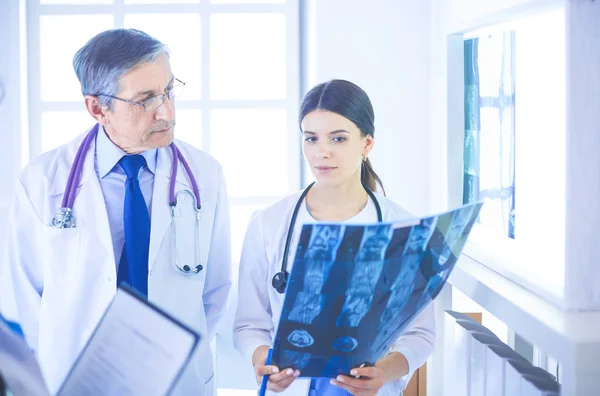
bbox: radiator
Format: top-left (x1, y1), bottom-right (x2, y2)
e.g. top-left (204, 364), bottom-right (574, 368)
top-left (443, 310), bottom-right (560, 396)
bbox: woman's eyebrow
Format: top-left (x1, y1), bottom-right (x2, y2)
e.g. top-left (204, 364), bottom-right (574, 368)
top-left (303, 129), bottom-right (350, 135)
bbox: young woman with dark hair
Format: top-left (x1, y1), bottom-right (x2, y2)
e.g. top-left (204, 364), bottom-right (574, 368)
top-left (234, 80), bottom-right (435, 396)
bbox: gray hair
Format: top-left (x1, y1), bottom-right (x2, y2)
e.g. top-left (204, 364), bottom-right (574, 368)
top-left (73, 28), bottom-right (169, 108)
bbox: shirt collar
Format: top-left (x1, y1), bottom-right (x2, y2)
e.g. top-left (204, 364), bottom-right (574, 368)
top-left (96, 125), bottom-right (158, 178)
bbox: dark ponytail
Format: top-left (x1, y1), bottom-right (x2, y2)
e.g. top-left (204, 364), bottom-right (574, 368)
top-left (361, 158), bottom-right (386, 195)
top-left (299, 79), bottom-right (386, 195)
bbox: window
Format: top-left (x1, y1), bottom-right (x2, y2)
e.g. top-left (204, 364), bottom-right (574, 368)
top-left (464, 31), bottom-right (515, 240)
top-left (461, 8), bottom-right (566, 300)
top-left (28, 1), bottom-right (299, 392)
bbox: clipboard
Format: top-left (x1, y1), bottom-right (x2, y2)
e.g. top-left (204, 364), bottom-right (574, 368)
top-left (1, 285), bottom-right (200, 396)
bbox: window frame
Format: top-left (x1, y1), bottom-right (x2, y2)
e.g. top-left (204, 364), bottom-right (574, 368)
top-left (27, 0), bottom-right (301, 198)
top-left (448, 7), bottom-right (569, 308)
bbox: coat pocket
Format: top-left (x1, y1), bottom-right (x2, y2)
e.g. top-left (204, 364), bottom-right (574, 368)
top-left (41, 225), bottom-right (81, 283)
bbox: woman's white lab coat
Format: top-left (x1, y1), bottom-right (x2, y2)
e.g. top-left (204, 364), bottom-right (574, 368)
top-left (233, 191), bottom-right (435, 396)
top-left (0, 131), bottom-right (232, 395)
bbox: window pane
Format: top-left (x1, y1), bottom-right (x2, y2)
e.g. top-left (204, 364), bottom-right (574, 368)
top-left (175, 110), bottom-right (202, 149)
top-left (463, 9), bottom-right (566, 291)
top-left (478, 35), bottom-right (504, 98)
top-left (40, 15), bottom-right (114, 102)
top-left (514, 10), bottom-right (566, 289)
top-left (41, 111), bottom-right (95, 153)
top-left (124, 14), bottom-right (201, 100)
top-left (210, 109), bottom-right (288, 197)
top-left (210, 14), bottom-right (286, 100)
top-left (477, 107), bottom-right (506, 231)
top-left (41, 0), bottom-right (113, 3)
top-left (463, 32), bottom-right (515, 239)
top-left (212, 0), bottom-right (285, 3)
top-left (125, 0), bottom-right (198, 3)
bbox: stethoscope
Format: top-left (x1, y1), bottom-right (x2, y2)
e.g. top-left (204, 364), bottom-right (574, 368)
top-left (51, 123), bottom-right (204, 274)
top-left (271, 181), bottom-right (383, 294)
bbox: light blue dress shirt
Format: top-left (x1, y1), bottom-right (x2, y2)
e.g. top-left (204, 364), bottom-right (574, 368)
top-left (94, 126), bottom-right (157, 269)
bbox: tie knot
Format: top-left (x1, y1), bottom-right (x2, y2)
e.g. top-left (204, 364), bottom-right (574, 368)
top-left (120, 155), bottom-right (146, 179)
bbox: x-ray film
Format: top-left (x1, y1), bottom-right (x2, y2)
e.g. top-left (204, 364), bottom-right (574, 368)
top-left (272, 202), bottom-right (483, 378)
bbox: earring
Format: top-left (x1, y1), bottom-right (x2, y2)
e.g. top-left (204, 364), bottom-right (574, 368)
top-left (362, 155), bottom-right (367, 162)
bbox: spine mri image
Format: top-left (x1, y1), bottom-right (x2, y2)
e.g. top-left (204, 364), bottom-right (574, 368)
top-left (272, 202), bottom-right (483, 378)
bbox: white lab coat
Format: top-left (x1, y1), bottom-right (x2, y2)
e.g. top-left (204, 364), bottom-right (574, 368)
top-left (0, 130), bottom-right (232, 395)
top-left (233, 191), bottom-right (436, 396)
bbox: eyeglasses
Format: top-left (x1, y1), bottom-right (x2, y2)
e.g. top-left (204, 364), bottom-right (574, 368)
top-left (96, 78), bottom-right (185, 112)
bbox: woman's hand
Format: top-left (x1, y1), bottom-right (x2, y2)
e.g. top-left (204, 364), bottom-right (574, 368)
top-left (252, 345), bottom-right (301, 393)
top-left (330, 366), bottom-right (385, 396)
top-left (330, 352), bottom-right (409, 395)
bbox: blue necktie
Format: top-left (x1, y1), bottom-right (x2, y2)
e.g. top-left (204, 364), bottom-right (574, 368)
top-left (118, 155), bottom-right (150, 298)
top-left (0, 313), bottom-right (24, 339)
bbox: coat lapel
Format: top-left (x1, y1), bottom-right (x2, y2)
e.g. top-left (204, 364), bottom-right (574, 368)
top-left (83, 131), bottom-right (115, 273)
top-left (149, 146), bottom-right (173, 272)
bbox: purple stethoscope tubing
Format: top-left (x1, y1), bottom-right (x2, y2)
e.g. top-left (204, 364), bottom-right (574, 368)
top-left (169, 144), bottom-right (201, 209)
top-left (54, 123), bottom-right (204, 273)
top-left (57, 123), bottom-right (202, 220)
top-left (62, 123), bottom-right (98, 209)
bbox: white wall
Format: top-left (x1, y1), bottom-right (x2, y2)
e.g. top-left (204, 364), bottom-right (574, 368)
top-left (308, 0), bottom-right (432, 216)
top-left (0, 0), bottom-right (25, 257)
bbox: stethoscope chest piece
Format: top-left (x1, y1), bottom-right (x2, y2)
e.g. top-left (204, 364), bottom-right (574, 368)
top-left (272, 270), bottom-right (288, 294)
top-left (51, 208), bottom-right (76, 229)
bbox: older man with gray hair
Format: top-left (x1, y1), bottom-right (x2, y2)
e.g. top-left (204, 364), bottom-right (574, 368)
top-left (0, 29), bottom-right (231, 395)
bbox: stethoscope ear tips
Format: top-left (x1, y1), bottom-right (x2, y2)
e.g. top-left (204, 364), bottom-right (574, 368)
top-left (272, 271), bottom-right (288, 294)
top-left (181, 264), bottom-right (204, 273)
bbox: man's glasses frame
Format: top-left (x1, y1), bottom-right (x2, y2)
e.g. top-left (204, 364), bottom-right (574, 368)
top-left (95, 78), bottom-right (185, 112)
